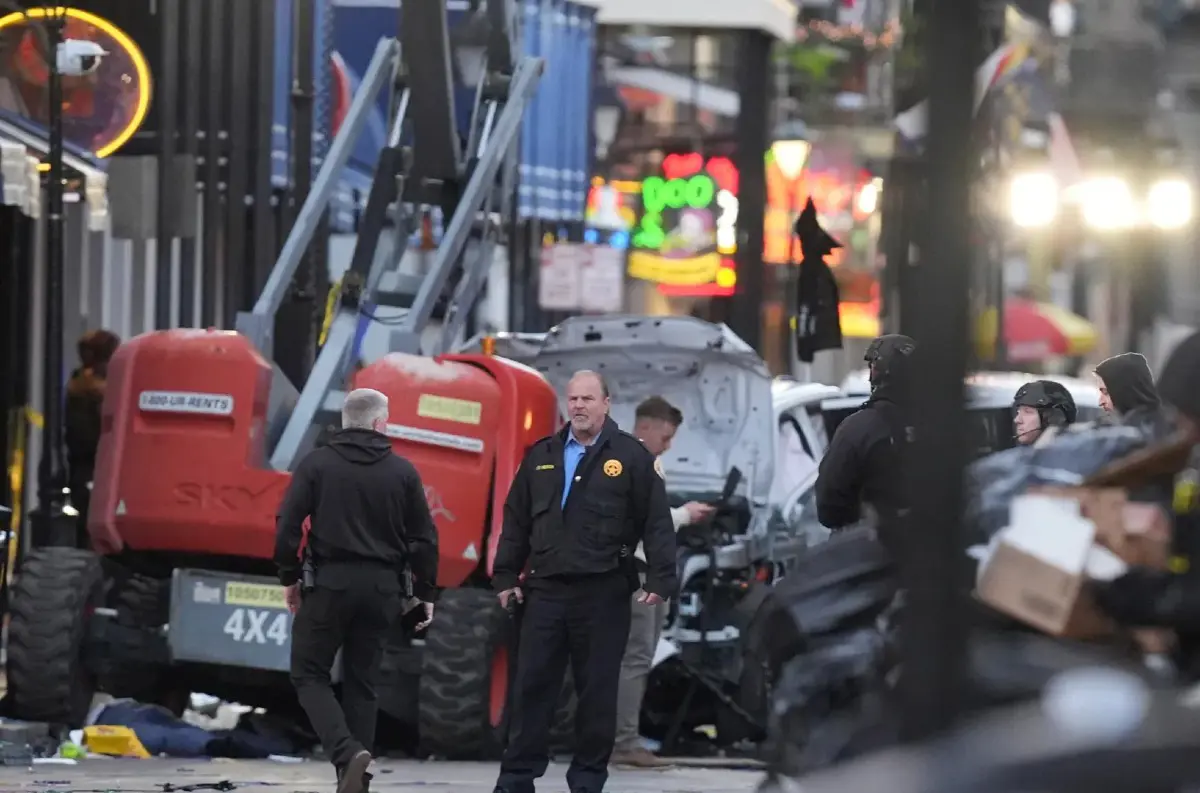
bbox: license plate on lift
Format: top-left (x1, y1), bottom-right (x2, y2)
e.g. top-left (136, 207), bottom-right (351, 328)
top-left (168, 569), bottom-right (294, 672)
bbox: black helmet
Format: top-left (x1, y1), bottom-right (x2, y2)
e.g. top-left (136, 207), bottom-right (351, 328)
top-left (1013, 380), bottom-right (1077, 429)
top-left (865, 334), bottom-right (916, 390)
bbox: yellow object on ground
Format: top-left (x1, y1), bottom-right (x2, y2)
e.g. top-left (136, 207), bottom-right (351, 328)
top-left (83, 725), bottom-right (152, 758)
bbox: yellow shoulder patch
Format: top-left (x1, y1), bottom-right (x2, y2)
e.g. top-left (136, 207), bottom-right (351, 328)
top-left (654, 457), bottom-right (665, 479)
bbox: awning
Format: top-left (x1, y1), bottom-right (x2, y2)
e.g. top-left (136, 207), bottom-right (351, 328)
top-left (608, 66), bottom-right (740, 117)
top-left (0, 114), bottom-right (109, 228)
top-left (976, 298), bottom-right (1098, 363)
top-left (597, 0), bottom-right (795, 42)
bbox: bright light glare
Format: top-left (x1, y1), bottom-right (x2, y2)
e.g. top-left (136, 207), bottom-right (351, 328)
top-left (1146, 179), bottom-right (1193, 230)
top-left (857, 178), bottom-right (883, 215)
top-left (1009, 172), bottom-right (1058, 228)
top-left (1079, 177), bottom-right (1137, 230)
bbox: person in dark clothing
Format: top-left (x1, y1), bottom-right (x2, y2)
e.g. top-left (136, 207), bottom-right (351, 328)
top-left (275, 388), bottom-right (439, 793)
top-left (1094, 352), bottom-right (1161, 420)
top-left (1094, 352), bottom-right (1175, 504)
top-left (793, 197), bottom-right (844, 364)
top-left (492, 370), bottom-right (678, 793)
top-left (1092, 332), bottom-right (1200, 680)
top-left (816, 335), bottom-right (916, 542)
top-left (65, 329), bottom-right (120, 549)
top-left (1012, 379), bottom-right (1077, 446)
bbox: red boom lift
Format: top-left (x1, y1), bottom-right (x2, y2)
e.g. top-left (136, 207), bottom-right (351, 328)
top-left (3, 0), bottom-right (565, 758)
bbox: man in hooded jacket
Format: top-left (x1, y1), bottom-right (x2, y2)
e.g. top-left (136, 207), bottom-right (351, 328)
top-left (1092, 332), bottom-right (1200, 680)
top-left (1094, 352), bottom-right (1175, 504)
top-left (1094, 352), bottom-right (1164, 425)
top-left (816, 334), bottom-right (916, 552)
top-left (275, 388), bottom-right (439, 793)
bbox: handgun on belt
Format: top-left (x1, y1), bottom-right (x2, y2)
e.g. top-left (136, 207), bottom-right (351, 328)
top-left (300, 548), bottom-right (316, 594)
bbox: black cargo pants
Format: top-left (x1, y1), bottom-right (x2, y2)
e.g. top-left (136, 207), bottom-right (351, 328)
top-left (290, 565), bottom-right (402, 773)
top-left (496, 571), bottom-right (632, 793)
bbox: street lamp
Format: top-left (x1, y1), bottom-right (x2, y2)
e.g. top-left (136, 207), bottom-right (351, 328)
top-left (0, 6), bottom-right (76, 548)
top-left (593, 104), bottom-right (621, 163)
top-left (1008, 170), bottom-right (1058, 229)
top-left (1078, 176), bottom-right (1137, 231)
top-left (772, 138), bottom-right (811, 376)
top-left (1146, 178), bottom-right (1193, 230)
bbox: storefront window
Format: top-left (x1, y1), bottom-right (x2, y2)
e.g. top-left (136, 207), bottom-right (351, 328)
top-left (597, 26), bottom-right (741, 156)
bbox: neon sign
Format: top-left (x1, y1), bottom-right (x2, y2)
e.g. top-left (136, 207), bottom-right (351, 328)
top-left (635, 174), bottom-right (716, 248)
top-left (627, 153), bottom-right (738, 297)
top-left (0, 7), bottom-right (152, 158)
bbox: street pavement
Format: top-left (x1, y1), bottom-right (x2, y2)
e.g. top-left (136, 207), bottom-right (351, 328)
top-left (0, 757), bottom-right (765, 793)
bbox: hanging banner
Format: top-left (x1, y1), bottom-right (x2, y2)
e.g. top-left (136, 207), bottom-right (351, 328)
top-left (579, 245), bottom-right (625, 313)
top-left (538, 243), bottom-right (583, 310)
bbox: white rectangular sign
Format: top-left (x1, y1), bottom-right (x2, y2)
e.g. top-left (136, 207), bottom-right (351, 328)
top-left (385, 423), bottom-right (485, 454)
top-left (579, 245), bottom-right (625, 313)
top-left (538, 243), bottom-right (583, 311)
top-left (138, 390), bottom-right (235, 416)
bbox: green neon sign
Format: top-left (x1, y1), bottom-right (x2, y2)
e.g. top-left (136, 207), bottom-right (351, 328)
top-left (634, 173), bottom-right (717, 250)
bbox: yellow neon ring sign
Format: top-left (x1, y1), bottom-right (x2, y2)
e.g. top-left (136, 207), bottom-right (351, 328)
top-left (0, 6), bottom-right (153, 158)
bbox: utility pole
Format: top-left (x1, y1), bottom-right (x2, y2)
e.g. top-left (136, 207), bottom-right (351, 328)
top-left (32, 8), bottom-right (71, 547)
top-left (899, 0), bottom-right (979, 743)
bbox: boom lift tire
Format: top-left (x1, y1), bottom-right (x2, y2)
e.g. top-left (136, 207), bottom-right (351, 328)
top-left (97, 575), bottom-right (171, 704)
top-left (419, 588), bottom-right (579, 759)
top-left (5, 548), bottom-right (104, 726)
top-left (419, 588), bottom-right (511, 758)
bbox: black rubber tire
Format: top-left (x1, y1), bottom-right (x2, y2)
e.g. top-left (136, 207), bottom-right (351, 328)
top-left (6, 548), bottom-right (103, 726)
top-left (97, 575), bottom-right (170, 701)
top-left (418, 588), bottom-right (510, 759)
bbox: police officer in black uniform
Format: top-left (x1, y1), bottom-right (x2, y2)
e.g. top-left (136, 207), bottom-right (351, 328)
top-left (492, 370), bottom-right (678, 793)
top-left (816, 334), bottom-right (916, 551)
top-left (1012, 379), bottom-right (1077, 446)
top-left (275, 388), bottom-right (439, 793)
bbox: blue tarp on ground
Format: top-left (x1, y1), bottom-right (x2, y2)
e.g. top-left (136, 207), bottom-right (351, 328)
top-left (95, 701), bottom-right (298, 759)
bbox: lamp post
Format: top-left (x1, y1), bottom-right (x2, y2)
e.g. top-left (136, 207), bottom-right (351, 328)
top-left (771, 138), bottom-right (811, 377)
top-left (28, 7), bottom-right (73, 548)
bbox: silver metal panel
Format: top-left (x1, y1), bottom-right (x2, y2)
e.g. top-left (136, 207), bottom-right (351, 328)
top-left (62, 201), bottom-right (85, 363)
top-left (84, 229), bottom-right (106, 331)
top-left (24, 208), bottom-right (46, 515)
top-left (129, 240), bottom-right (150, 336)
top-left (106, 156), bottom-right (159, 240)
top-left (168, 568), bottom-right (295, 673)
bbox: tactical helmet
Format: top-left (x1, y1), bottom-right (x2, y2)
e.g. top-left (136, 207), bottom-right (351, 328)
top-left (865, 334), bottom-right (916, 389)
top-left (1013, 379), bottom-right (1077, 430)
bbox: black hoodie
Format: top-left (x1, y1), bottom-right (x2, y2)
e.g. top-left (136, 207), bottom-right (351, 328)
top-left (816, 335), bottom-right (915, 536)
top-left (1095, 352), bottom-right (1160, 416)
top-left (274, 428), bottom-right (440, 598)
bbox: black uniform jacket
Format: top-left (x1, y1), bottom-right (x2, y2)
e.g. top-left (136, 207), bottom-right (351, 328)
top-left (492, 416), bottom-right (679, 599)
top-left (816, 394), bottom-right (909, 531)
top-left (274, 428), bottom-right (440, 599)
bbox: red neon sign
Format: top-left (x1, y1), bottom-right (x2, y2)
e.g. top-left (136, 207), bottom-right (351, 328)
top-left (628, 151), bottom-right (739, 297)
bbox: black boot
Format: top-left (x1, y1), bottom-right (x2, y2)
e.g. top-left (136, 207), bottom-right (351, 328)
top-left (336, 749), bottom-right (372, 793)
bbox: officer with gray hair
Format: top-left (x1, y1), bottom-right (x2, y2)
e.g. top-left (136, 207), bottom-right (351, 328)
top-left (276, 388), bottom-right (439, 793)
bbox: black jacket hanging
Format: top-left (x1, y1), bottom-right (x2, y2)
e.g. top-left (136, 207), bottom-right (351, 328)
top-left (793, 197), bottom-right (844, 364)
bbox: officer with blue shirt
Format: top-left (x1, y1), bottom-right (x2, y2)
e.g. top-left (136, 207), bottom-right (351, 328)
top-left (492, 370), bottom-right (679, 793)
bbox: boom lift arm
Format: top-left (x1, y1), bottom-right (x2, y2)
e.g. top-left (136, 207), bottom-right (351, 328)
top-left (227, 0), bottom-right (541, 472)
